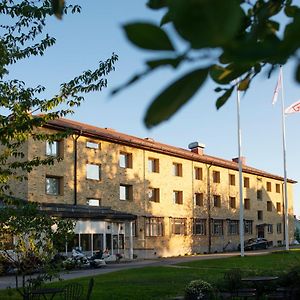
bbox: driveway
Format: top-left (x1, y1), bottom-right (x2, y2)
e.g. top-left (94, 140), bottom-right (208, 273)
top-left (0, 246), bottom-right (297, 290)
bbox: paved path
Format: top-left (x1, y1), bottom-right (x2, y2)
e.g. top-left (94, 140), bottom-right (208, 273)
top-left (0, 247), bottom-right (297, 290)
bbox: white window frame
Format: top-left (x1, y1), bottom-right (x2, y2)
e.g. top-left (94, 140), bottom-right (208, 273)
top-left (46, 141), bottom-right (59, 157)
top-left (86, 141), bottom-right (99, 149)
top-left (86, 164), bottom-right (100, 180)
top-left (46, 176), bottom-right (61, 195)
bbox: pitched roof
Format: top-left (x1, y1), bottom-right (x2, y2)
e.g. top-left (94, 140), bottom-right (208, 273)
top-left (44, 118), bottom-right (296, 183)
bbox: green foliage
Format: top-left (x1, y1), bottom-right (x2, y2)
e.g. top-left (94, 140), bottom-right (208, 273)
top-left (184, 279), bottom-right (215, 300)
top-left (0, 0), bottom-right (117, 192)
top-left (295, 228), bottom-right (300, 242)
top-left (0, 197), bottom-right (75, 296)
top-left (111, 0), bottom-right (300, 127)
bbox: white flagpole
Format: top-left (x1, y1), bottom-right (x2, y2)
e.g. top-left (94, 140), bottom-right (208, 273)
top-left (237, 82), bottom-right (244, 257)
top-left (280, 67), bottom-right (289, 250)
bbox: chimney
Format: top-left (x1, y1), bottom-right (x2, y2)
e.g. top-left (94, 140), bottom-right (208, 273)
top-left (232, 157), bottom-right (246, 165)
top-left (188, 142), bottom-right (205, 155)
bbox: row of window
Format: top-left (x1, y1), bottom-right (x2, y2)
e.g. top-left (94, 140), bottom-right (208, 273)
top-left (143, 218), bottom-right (282, 237)
top-left (45, 177), bottom-right (283, 215)
top-left (46, 141), bottom-right (282, 193)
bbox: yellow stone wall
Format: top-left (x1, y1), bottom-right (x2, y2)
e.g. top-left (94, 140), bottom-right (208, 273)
top-left (10, 129), bottom-right (295, 257)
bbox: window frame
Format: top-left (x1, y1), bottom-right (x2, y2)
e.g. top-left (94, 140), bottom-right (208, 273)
top-left (171, 218), bottom-right (186, 235)
top-left (229, 174), bottom-right (235, 186)
top-left (213, 195), bottom-right (221, 208)
top-left (172, 162), bottom-right (183, 177)
top-left (244, 198), bottom-right (250, 210)
top-left (87, 198), bottom-right (101, 206)
top-left (267, 201), bottom-right (272, 212)
top-left (148, 187), bottom-right (160, 203)
top-left (257, 210), bottom-right (263, 221)
top-left (148, 158), bottom-right (159, 173)
top-left (45, 176), bottom-right (62, 196)
top-left (193, 218), bottom-right (206, 235)
top-left (229, 196), bottom-right (236, 209)
top-left (194, 167), bottom-right (203, 180)
top-left (173, 190), bottom-right (183, 205)
top-left (86, 163), bottom-right (101, 180)
top-left (211, 219), bottom-right (223, 236)
top-left (119, 184), bottom-right (133, 201)
top-left (228, 220), bottom-right (239, 235)
top-left (276, 183), bottom-right (281, 193)
top-left (194, 193), bottom-right (204, 207)
top-left (86, 141), bottom-right (100, 150)
top-left (276, 202), bottom-right (281, 213)
top-left (266, 181), bottom-right (272, 192)
top-left (145, 217), bottom-right (164, 237)
top-left (212, 171), bottom-right (220, 183)
top-left (46, 140), bottom-right (60, 157)
top-left (244, 177), bottom-right (250, 188)
top-left (244, 220), bottom-right (253, 235)
top-left (119, 152), bottom-right (133, 169)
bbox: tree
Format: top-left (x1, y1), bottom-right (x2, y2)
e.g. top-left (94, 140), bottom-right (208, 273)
top-left (106, 0), bottom-right (300, 128)
top-left (0, 197), bottom-right (75, 299)
top-left (0, 0), bottom-right (117, 193)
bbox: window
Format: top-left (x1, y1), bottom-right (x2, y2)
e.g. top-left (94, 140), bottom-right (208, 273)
top-left (266, 181), bottom-right (272, 192)
top-left (120, 184), bottom-right (133, 201)
top-left (125, 220), bottom-right (137, 237)
top-left (86, 164), bottom-right (101, 180)
top-left (244, 220), bottom-right (253, 234)
top-left (86, 141), bottom-right (100, 149)
top-left (276, 184), bottom-right (281, 193)
top-left (46, 140), bottom-right (60, 157)
top-left (244, 177), bottom-right (250, 188)
top-left (212, 171), bottom-right (220, 183)
top-left (244, 198), bottom-right (250, 210)
top-left (148, 188), bottom-right (160, 203)
top-left (267, 224), bottom-right (273, 234)
top-left (213, 195), bottom-right (221, 208)
top-left (276, 202), bottom-right (281, 213)
top-left (211, 219), bottom-right (223, 236)
top-left (87, 198), bottom-right (100, 206)
top-left (277, 223), bottom-right (282, 234)
top-left (194, 167), bottom-right (203, 180)
top-left (173, 163), bottom-right (182, 176)
top-left (119, 152), bottom-right (132, 168)
top-left (148, 158), bottom-right (159, 173)
top-left (194, 193), bottom-right (204, 206)
top-left (229, 174), bottom-right (235, 186)
top-left (171, 218), bottom-right (186, 235)
top-left (257, 210), bottom-right (263, 220)
top-left (145, 217), bottom-right (164, 237)
top-left (267, 201), bottom-right (272, 211)
top-left (228, 220), bottom-right (239, 235)
top-left (257, 189), bottom-right (262, 200)
top-left (173, 191), bottom-right (183, 205)
top-left (193, 219), bottom-right (206, 235)
top-left (80, 234), bottom-right (91, 251)
top-left (93, 234), bottom-right (104, 251)
top-left (229, 196), bottom-right (236, 209)
top-left (46, 176), bottom-right (62, 195)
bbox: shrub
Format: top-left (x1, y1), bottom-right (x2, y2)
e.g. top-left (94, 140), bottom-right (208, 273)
top-left (184, 279), bottom-right (215, 300)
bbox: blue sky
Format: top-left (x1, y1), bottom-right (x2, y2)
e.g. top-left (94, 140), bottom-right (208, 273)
top-left (8, 1), bottom-right (300, 216)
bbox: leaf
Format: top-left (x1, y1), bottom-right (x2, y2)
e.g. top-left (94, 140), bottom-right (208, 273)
top-left (144, 68), bottom-right (208, 128)
top-left (216, 87), bottom-right (234, 110)
top-left (123, 23), bottom-right (174, 51)
top-left (284, 5), bottom-right (300, 17)
top-left (238, 77), bottom-right (250, 91)
top-left (210, 64), bottom-right (251, 85)
top-left (146, 57), bottom-right (182, 69)
top-left (51, 0), bottom-right (65, 20)
top-left (147, 0), bottom-right (168, 10)
top-left (160, 11), bottom-right (172, 26)
top-left (169, 0), bottom-right (243, 48)
top-left (295, 63), bottom-right (300, 83)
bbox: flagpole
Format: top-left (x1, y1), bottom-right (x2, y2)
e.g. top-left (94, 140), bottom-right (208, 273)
top-left (280, 67), bottom-right (289, 250)
top-left (237, 82), bottom-right (244, 257)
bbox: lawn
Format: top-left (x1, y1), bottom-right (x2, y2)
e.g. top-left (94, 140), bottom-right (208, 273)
top-left (1, 249), bottom-right (300, 300)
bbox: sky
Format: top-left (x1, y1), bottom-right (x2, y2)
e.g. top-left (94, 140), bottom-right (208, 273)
top-left (7, 1), bottom-right (300, 216)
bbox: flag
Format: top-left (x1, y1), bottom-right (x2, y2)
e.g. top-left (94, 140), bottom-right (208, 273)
top-left (285, 100), bottom-right (300, 114)
top-left (272, 70), bottom-right (282, 105)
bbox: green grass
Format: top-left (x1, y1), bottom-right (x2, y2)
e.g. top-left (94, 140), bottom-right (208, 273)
top-left (1, 249), bottom-right (300, 300)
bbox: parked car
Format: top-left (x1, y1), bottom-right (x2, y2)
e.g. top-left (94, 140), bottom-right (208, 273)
top-left (238, 238), bottom-right (271, 251)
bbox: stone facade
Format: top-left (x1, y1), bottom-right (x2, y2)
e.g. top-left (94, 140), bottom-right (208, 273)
top-left (10, 118), bottom-right (296, 258)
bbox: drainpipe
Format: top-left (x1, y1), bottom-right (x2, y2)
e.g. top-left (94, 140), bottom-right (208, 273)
top-left (72, 131), bottom-right (81, 206)
top-left (206, 164), bottom-right (212, 253)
